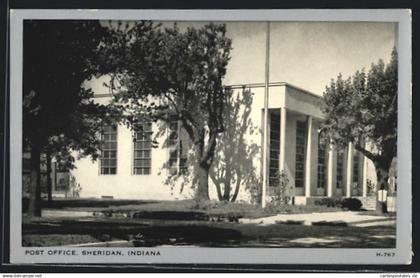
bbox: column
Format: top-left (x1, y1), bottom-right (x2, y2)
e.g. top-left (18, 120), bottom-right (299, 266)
top-left (327, 143), bottom-right (334, 197)
top-left (362, 142), bottom-right (368, 197)
top-left (261, 110), bottom-right (269, 208)
top-left (279, 108), bottom-right (287, 172)
top-left (261, 22), bottom-right (270, 209)
top-left (346, 142), bottom-right (353, 197)
top-left (305, 116), bottom-right (312, 197)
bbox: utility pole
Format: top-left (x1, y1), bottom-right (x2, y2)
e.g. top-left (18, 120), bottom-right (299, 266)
top-left (262, 21), bottom-right (270, 208)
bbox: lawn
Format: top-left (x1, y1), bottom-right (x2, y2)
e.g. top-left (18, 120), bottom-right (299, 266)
top-left (22, 216), bottom-right (395, 248)
top-left (24, 198), bottom-right (344, 219)
top-left (22, 198), bottom-right (395, 248)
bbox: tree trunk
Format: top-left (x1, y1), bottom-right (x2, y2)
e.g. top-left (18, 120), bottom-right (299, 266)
top-left (194, 130), bottom-right (218, 203)
top-left (222, 168), bottom-right (232, 201)
top-left (46, 153), bottom-right (52, 204)
top-left (214, 180), bottom-right (224, 201)
top-left (230, 173), bottom-right (241, 203)
top-left (374, 162), bottom-right (391, 214)
top-left (28, 146), bottom-right (42, 217)
top-left (195, 163), bottom-right (210, 202)
top-left (210, 168), bottom-right (224, 201)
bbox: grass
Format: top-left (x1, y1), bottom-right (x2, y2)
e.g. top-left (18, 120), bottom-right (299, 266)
top-left (21, 198), bottom-right (395, 248)
top-left (26, 198), bottom-right (343, 219)
top-left (22, 198), bottom-right (157, 212)
top-left (22, 216), bottom-right (396, 248)
top-left (22, 234), bottom-right (109, 247)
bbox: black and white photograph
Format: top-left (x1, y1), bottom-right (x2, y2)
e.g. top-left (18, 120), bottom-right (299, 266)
top-left (8, 9), bottom-right (411, 264)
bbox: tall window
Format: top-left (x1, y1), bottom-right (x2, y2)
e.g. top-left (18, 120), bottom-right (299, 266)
top-left (133, 121), bottom-right (152, 175)
top-left (353, 150), bottom-right (360, 184)
top-left (100, 124), bottom-right (117, 175)
top-left (336, 151), bottom-right (344, 188)
top-left (168, 116), bottom-right (188, 175)
top-left (317, 134), bottom-right (326, 188)
top-left (269, 112), bottom-right (280, 187)
top-left (295, 121), bottom-right (306, 188)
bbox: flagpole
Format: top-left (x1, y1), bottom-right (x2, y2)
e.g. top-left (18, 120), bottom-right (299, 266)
top-left (262, 21), bottom-right (270, 208)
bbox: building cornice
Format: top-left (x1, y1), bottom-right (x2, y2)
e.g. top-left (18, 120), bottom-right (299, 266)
top-left (93, 82), bottom-right (323, 99)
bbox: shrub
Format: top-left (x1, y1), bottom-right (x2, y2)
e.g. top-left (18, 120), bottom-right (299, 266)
top-left (249, 181), bottom-right (262, 206)
top-left (314, 197), bottom-right (342, 208)
top-left (366, 179), bottom-right (376, 196)
top-left (341, 198), bottom-right (363, 211)
top-left (269, 170), bottom-right (293, 206)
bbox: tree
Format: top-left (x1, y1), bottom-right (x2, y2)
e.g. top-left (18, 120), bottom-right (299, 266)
top-left (321, 48), bottom-right (397, 212)
top-left (103, 22), bottom-right (232, 202)
top-left (23, 20), bottom-right (117, 216)
top-left (210, 88), bottom-right (260, 202)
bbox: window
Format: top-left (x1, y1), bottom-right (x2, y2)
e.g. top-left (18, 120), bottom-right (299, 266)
top-left (56, 177), bottom-right (67, 191)
top-left (168, 116), bottom-right (188, 175)
top-left (317, 134), bottom-right (326, 188)
top-left (336, 151), bottom-right (344, 188)
top-left (179, 143), bottom-right (188, 173)
top-left (22, 157), bottom-right (31, 174)
top-left (295, 121), bottom-right (306, 188)
top-left (133, 121), bottom-right (152, 175)
top-left (100, 124), bottom-right (118, 175)
top-left (269, 111), bottom-right (280, 187)
top-left (353, 150), bottom-right (359, 184)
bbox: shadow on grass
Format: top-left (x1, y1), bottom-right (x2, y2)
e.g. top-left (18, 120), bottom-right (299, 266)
top-left (22, 216), bottom-right (396, 248)
top-left (22, 198), bottom-right (158, 212)
top-left (22, 219), bottom-right (242, 247)
top-left (223, 223), bottom-right (396, 248)
top-left (135, 211), bottom-right (212, 221)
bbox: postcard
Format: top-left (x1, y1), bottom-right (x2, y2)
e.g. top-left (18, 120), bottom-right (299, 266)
top-left (8, 9), bottom-right (412, 264)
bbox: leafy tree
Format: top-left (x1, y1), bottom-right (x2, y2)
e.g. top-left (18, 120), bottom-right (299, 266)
top-left (322, 48), bottom-right (397, 212)
top-left (23, 20), bottom-right (117, 216)
top-left (103, 22), bottom-right (232, 202)
top-left (210, 88), bottom-right (260, 202)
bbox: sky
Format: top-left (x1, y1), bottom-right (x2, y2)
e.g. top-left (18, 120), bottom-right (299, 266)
top-left (222, 21), bottom-right (396, 94)
top-left (165, 21), bottom-right (396, 95)
top-left (93, 21), bottom-right (396, 96)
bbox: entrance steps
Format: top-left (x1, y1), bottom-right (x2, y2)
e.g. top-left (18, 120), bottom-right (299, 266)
top-left (297, 196), bottom-right (377, 211)
top-left (354, 196), bottom-right (377, 210)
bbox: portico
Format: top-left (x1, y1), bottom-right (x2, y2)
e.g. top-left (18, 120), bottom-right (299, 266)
top-left (260, 83), bottom-right (368, 205)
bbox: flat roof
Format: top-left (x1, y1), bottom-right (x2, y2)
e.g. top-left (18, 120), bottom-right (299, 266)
top-left (227, 82), bottom-right (322, 100)
top-left (94, 82), bottom-right (323, 99)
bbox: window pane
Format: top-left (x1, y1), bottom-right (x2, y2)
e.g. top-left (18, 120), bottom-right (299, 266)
top-left (169, 158), bottom-right (177, 167)
top-left (295, 120), bottom-right (306, 188)
top-left (317, 134), bottom-right (326, 188)
top-left (100, 124), bottom-right (118, 175)
top-left (336, 151), bottom-right (344, 188)
top-left (133, 121), bottom-right (152, 175)
top-left (268, 111), bottom-right (280, 187)
top-left (143, 141), bottom-right (151, 149)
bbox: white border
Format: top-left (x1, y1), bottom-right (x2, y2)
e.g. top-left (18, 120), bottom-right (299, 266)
top-left (9, 9), bottom-right (412, 264)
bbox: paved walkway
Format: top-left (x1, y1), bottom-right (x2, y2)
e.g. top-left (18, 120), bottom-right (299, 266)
top-left (42, 209), bottom-right (93, 218)
top-left (239, 211), bottom-right (395, 227)
top-left (42, 209), bottom-right (395, 227)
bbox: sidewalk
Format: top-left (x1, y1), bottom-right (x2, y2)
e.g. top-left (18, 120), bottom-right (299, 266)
top-left (239, 211), bottom-right (396, 227)
top-left (42, 209), bottom-right (93, 218)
